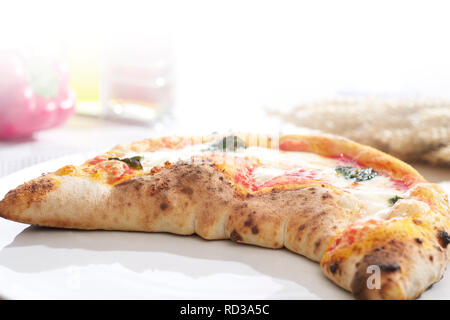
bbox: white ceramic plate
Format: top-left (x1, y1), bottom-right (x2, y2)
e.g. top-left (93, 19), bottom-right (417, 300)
top-left (0, 156), bottom-right (448, 300)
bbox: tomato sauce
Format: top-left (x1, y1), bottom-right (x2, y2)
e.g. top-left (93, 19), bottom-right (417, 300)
top-left (87, 156), bottom-right (108, 165)
top-left (234, 165), bottom-right (320, 192)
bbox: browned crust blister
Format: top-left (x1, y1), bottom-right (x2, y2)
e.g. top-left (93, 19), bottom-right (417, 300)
top-left (0, 133), bottom-right (448, 300)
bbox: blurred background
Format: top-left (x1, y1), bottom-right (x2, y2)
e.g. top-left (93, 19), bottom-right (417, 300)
top-left (0, 0), bottom-right (449, 181)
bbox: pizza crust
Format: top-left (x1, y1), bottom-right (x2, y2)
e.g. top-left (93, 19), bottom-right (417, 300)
top-left (321, 215), bottom-right (449, 299)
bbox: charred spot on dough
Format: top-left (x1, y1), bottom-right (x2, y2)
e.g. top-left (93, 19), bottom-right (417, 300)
top-left (415, 238), bottom-right (423, 245)
top-left (352, 240), bottom-right (406, 297)
top-left (413, 219), bottom-right (422, 225)
top-left (318, 210), bottom-right (328, 217)
top-left (4, 177), bottom-right (58, 209)
top-left (244, 217), bottom-right (253, 227)
top-left (321, 193), bottom-right (332, 200)
top-left (230, 230), bottom-right (242, 242)
top-left (147, 184), bottom-right (157, 196)
top-left (180, 186), bottom-right (193, 195)
top-left (379, 263), bottom-right (401, 273)
top-left (429, 255), bottom-right (434, 262)
top-left (438, 231), bottom-right (450, 248)
top-left (233, 202), bottom-right (248, 211)
top-left (353, 246), bottom-right (362, 255)
top-left (329, 262), bottom-right (339, 274)
top-left (314, 239), bottom-right (321, 250)
top-left (18, 178), bottom-right (56, 204)
top-left (160, 202), bottom-right (169, 210)
top-left (132, 180), bottom-right (144, 191)
top-left (251, 225), bottom-right (259, 234)
top-left (28, 178), bottom-right (54, 193)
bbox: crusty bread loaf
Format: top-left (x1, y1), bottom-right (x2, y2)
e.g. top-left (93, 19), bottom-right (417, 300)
top-left (273, 97), bottom-right (450, 165)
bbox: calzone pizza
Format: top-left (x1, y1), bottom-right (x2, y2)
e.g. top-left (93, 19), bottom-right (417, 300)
top-left (0, 133), bottom-right (449, 299)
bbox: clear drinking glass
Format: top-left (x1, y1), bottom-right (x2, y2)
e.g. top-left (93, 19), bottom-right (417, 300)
top-left (100, 35), bottom-right (173, 124)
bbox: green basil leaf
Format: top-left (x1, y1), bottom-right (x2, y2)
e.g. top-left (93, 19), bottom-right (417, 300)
top-left (389, 195), bottom-right (403, 205)
top-left (335, 166), bottom-right (377, 182)
top-left (108, 156), bottom-right (143, 170)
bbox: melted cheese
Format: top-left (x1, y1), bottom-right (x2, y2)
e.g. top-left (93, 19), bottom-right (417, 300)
top-left (350, 188), bottom-right (402, 216)
top-left (243, 146), bottom-right (340, 171)
top-left (253, 167), bottom-right (287, 185)
top-left (347, 175), bottom-right (404, 217)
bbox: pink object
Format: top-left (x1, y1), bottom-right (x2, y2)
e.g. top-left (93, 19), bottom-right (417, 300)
top-left (0, 50), bottom-right (75, 140)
